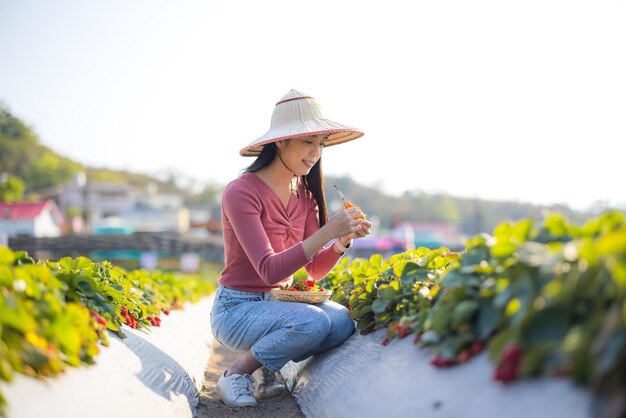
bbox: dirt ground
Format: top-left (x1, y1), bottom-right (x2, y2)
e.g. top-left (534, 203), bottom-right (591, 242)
top-left (196, 340), bottom-right (305, 418)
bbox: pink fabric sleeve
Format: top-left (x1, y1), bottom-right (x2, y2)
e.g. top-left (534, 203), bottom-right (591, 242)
top-left (303, 198), bottom-right (343, 280)
top-left (222, 182), bottom-right (310, 285)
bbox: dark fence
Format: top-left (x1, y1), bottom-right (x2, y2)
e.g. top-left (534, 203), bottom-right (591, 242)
top-left (8, 232), bottom-right (224, 263)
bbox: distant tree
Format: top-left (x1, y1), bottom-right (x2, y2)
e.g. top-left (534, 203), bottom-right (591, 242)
top-left (0, 173), bottom-right (25, 202)
top-left (0, 104), bottom-right (81, 191)
top-left (190, 183), bottom-right (222, 205)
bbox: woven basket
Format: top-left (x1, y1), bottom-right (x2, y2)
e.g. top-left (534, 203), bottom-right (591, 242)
top-left (271, 288), bottom-right (332, 304)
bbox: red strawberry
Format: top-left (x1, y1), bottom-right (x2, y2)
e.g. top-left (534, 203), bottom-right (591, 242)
top-left (493, 344), bottom-right (523, 383)
top-left (430, 355), bottom-right (455, 367)
top-left (494, 362), bottom-right (518, 382)
top-left (397, 325), bottom-right (409, 338)
top-left (470, 341), bottom-right (485, 354)
top-left (96, 316), bottom-right (107, 327)
top-left (502, 345), bottom-right (522, 362)
top-left (457, 350), bottom-right (471, 363)
top-left (125, 314), bottom-right (137, 329)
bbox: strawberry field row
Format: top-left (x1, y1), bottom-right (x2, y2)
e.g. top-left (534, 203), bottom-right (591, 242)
top-left (0, 248), bottom-right (216, 416)
top-left (318, 210), bottom-right (626, 409)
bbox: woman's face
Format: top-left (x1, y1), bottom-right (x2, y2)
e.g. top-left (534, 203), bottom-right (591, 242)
top-left (277, 134), bottom-right (328, 175)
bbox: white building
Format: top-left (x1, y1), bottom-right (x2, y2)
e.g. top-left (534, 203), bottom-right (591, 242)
top-left (0, 200), bottom-right (64, 237)
top-left (58, 174), bottom-right (190, 234)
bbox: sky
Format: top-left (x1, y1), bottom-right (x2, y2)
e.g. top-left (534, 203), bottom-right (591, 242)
top-left (1, 0), bottom-right (625, 211)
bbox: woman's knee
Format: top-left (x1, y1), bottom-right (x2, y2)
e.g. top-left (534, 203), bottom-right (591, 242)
top-left (330, 308), bottom-right (356, 341)
top-left (296, 306), bottom-right (332, 341)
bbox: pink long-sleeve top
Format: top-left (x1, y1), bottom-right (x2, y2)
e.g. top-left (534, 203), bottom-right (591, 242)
top-left (218, 172), bottom-right (344, 292)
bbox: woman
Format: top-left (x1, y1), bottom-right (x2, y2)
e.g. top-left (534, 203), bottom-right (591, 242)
top-left (211, 89), bottom-right (371, 407)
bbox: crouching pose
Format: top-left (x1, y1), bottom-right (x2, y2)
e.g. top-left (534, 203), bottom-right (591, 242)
top-left (211, 89), bottom-right (371, 407)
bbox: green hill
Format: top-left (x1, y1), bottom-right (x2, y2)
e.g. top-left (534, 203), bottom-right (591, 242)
top-left (0, 104), bottom-right (185, 196)
top-left (327, 175), bottom-right (592, 235)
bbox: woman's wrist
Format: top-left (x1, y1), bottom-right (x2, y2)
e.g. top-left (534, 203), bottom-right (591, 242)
top-left (333, 238), bottom-right (352, 254)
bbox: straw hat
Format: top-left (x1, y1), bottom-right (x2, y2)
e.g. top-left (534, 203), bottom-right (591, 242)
top-left (240, 89), bottom-right (364, 157)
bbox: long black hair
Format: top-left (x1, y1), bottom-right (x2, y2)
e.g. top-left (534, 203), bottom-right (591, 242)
top-left (244, 143), bottom-right (329, 227)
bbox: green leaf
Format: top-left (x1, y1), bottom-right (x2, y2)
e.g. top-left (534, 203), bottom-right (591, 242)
top-left (412, 247), bottom-right (431, 258)
top-left (75, 276), bottom-right (96, 297)
top-left (0, 355), bottom-right (14, 381)
top-left (441, 269), bottom-right (467, 288)
top-left (73, 257), bottom-right (92, 270)
top-left (0, 246), bottom-right (15, 265)
top-left (0, 265), bottom-right (12, 285)
top-left (544, 214), bottom-right (571, 238)
top-left (349, 305), bottom-right (372, 319)
top-left (491, 241), bottom-right (516, 258)
top-left (371, 299), bottom-right (390, 314)
top-left (368, 254), bottom-right (383, 269)
top-left (439, 333), bottom-right (475, 359)
top-left (493, 223), bottom-right (514, 245)
top-left (0, 304), bottom-right (37, 333)
top-left (379, 286), bottom-right (399, 301)
top-left (398, 261), bottom-right (419, 285)
top-left (477, 302), bottom-right (501, 340)
top-left (520, 344), bottom-right (552, 376)
top-left (58, 257), bottom-right (74, 271)
top-left (512, 220), bottom-right (533, 243)
top-left (431, 307), bottom-right (451, 334)
top-left (461, 246), bottom-right (490, 267)
top-left (92, 293), bottom-right (106, 304)
top-left (452, 300), bottom-right (480, 328)
top-left (525, 308), bottom-right (568, 345)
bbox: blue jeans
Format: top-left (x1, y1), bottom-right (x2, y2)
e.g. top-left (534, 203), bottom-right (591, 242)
top-left (210, 285), bottom-right (356, 372)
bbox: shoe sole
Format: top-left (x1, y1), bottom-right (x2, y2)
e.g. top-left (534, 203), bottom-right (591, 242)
top-left (255, 385), bottom-right (288, 399)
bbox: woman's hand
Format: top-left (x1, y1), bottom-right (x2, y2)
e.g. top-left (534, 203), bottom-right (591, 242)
top-left (302, 207), bottom-right (372, 259)
top-left (341, 218), bottom-right (372, 241)
top-left (325, 206), bottom-right (366, 238)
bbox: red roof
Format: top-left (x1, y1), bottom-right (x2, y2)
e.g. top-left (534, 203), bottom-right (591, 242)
top-left (0, 200), bottom-right (61, 221)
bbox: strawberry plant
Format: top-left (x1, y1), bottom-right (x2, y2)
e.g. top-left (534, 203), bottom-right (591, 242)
top-left (320, 248), bottom-right (461, 336)
top-left (321, 210), bottom-right (626, 407)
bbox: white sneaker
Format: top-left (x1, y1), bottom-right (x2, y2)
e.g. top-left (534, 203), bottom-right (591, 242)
top-left (252, 367), bottom-right (288, 399)
top-left (215, 371), bottom-right (257, 407)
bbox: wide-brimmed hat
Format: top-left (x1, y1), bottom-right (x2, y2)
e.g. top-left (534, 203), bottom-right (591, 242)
top-left (239, 89), bottom-right (364, 157)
